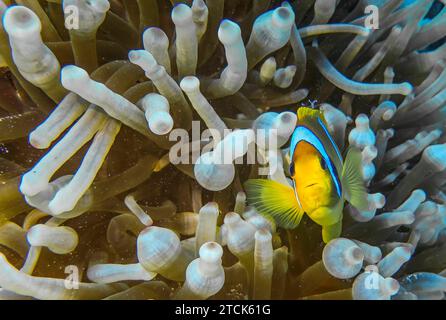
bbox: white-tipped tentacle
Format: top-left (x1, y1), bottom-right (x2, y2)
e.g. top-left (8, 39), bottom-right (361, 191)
top-left (322, 238), bottom-right (364, 279)
top-left (206, 19), bottom-right (247, 99)
top-left (172, 3), bottom-right (198, 78)
top-left (143, 27), bottom-right (171, 74)
top-left (3, 6), bottom-right (66, 101)
top-left (140, 93), bottom-right (174, 136)
top-left (246, 7), bottom-right (295, 69)
top-left (27, 224), bottom-right (78, 255)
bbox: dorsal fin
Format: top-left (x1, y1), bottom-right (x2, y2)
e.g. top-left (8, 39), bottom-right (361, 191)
top-left (298, 107), bottom-right (327, 124)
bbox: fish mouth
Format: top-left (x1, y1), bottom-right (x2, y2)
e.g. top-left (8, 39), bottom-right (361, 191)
top-left (305, 183), bottom-right (318, 188)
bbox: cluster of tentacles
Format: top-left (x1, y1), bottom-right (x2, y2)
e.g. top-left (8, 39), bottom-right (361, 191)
top-left (0, 0), bottom-right (445, 300)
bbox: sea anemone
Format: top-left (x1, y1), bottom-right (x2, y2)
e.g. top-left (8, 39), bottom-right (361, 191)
top-left (0, 0), bottom-right (446, 300)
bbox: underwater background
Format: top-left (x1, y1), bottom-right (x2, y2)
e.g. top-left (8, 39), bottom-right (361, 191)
top-left (0, 0), bottom-right (446, 300)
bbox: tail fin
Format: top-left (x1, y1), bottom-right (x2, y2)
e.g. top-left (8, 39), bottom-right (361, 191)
top-left (244, 179), bottom-right (304, 229)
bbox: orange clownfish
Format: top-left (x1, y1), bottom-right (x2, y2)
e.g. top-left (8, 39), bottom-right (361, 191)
top-left (245, 107), bottom-right (368, 243)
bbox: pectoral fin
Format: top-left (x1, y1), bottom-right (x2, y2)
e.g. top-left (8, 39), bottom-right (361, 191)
top-left (341, 148), bottom-right (368, 211)
top-left (244, 179), bottom-right (304, 229)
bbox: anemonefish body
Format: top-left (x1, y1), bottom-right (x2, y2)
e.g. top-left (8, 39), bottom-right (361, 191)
top-left (245, 107), bottom-right (368, 243)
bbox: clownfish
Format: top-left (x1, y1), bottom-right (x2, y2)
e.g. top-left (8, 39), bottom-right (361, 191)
top-left (245, 107), bottom-right (368, 243)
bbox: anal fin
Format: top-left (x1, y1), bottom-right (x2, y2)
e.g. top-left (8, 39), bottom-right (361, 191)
top-left (322, 220), bottom-right (342, 243)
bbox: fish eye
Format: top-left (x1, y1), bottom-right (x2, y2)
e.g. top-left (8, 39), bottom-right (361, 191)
top-left (319, 158), bottom-right (327, 170)
top-left (290, 163), bottom-right (295, 176)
